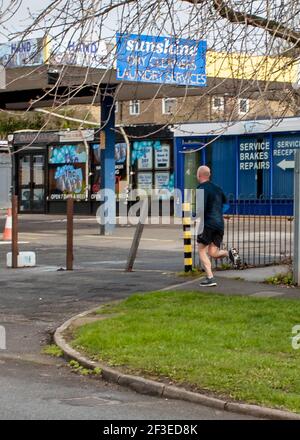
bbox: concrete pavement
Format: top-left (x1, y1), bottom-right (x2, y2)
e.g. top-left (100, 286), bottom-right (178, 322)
top-left (216, 264), bottom-right (290, 282)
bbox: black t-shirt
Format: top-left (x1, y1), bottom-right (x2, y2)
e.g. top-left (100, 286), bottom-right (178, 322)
top-left (198, 181), bottom-right (227, 232)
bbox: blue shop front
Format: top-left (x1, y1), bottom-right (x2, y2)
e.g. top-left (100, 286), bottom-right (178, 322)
top-left (174, 117), bottom-right (300, 215)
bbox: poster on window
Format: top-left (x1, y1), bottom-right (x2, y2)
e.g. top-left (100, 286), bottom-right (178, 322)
top-left (20, 189), bottom-right (31, 211)
top-left (92, 144), bottom-right (101, 164)
top-left (49, 144), bottom-right (87, 164)
top-left (115, 143), bottom-right (127, 164)
top-left (115, 142), bottom-right (127, 183)
top-left (49, 164), bottom-right (86, 200)
top-left (155, 144), bottom-right (170, 169)
top-left (154, 172), bottom-right (175, 198)
top-left (137, 146), bottom-right (153, 170)
top-left (55, 165), bottom-right (83, 193)
top-left (155, 172), bottom-right (170, 189)
top-left (137, 172), bottom-right (153, 191)
top-left (90, 143), bottom-right (127, 199)
top-left (92, 142), bottom-right (127, 170)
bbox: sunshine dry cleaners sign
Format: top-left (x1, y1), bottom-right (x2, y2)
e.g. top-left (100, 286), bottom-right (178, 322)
top-left (116, 33), bottom-right (207, 87)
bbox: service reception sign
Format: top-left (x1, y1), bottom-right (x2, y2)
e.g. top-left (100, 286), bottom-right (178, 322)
top-left (116, 33), bottom-right (207, 87)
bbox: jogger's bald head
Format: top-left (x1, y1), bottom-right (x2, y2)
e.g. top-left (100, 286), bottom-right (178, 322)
top-left (197, 165), bottom-right (211, 183)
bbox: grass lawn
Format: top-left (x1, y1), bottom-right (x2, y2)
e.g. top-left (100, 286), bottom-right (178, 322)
top-left (71, 291), bottom-right (300, 413)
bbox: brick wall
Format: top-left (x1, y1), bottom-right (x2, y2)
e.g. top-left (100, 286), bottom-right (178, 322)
top-left (116, 94), bottom-right (296, 125)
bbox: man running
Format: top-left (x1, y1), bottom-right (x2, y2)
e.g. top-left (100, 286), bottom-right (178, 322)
top-left (196, 165), bottom-right (240, 287)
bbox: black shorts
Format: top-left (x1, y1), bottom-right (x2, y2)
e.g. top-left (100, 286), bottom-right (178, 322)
top-left (197, 226), bottom-right (224, 248)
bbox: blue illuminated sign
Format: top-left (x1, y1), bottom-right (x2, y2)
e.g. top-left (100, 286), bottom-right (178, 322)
top-left (116, 33), bottom-right (206, 87)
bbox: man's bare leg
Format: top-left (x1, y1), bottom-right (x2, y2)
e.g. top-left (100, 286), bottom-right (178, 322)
top-left (198, 243), bottom-right (214, 278)
top-left (208, 243), bottom-right (229, 259)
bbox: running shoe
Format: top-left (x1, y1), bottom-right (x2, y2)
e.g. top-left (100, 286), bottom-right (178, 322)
top-left (229, 248), bottom-right (241, 268)
top-left (199, 277), bottom-right (217, 287)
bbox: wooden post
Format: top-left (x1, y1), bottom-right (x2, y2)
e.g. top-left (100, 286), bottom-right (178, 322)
top-left (12, 195), bottom-right (18, 269)
top-left (66, 198), bottom-right (74, 270)
top-left (125, 198), bottom-right (148, 272)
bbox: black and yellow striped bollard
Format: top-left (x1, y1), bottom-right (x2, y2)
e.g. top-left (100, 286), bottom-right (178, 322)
top-left (182, 202), bottom-right (193, 272)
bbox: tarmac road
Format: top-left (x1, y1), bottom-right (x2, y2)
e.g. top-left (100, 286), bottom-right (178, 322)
top-left (0, 357), bottom-right (257, 420)
top-left (0, 215), bottom-right (260, 420)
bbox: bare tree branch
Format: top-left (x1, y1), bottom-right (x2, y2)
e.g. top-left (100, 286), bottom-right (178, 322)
top-left (184, 0), bottom-right (300, 47)
top-left (2, 0), bottom-right (300, 134)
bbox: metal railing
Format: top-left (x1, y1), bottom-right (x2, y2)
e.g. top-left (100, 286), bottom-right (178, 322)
top-left (194, 197), bottom-right (294, 269)
top-left (225, 198), bottom-right (293, 267)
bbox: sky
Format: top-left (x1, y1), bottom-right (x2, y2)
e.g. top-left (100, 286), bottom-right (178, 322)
top-left (0, 0), bottom-right (51, 42)
top-left (0, 1), bottom-right (202, 49)
top-left (0, 0), bottom-right (295, 56)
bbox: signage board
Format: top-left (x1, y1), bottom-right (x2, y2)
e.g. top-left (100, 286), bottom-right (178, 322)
top-left (137, 172), bottom-right (153, 191)
top-left (116, 33), bottom-right (206, 87)
top-left (13, 131), bottom-right (59, 145)
top-left (155, 172), bottom-right (170, 189)
top-left (0, 38), bottom-right (44, 67)
top-left (239, 139), bottom-right (271, 171)
top-left (51, 40), bottom-right (115, 69)
top-left (137, 145), bottom-right (153, 170)
top-left (59, 130), bottom-right (94, 142)
top-left (155, 144), bottom-right (170, 169)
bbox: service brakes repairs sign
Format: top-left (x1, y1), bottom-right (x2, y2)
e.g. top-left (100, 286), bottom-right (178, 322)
top-left (116, 33), bottom-right (206, 87)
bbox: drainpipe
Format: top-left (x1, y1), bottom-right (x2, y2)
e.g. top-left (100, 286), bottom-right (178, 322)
top-left (118, 125), bottom-right (132, 200)
top-left (79, 129), bottom-right (90, 202)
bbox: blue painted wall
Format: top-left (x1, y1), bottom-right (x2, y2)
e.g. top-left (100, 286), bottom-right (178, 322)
top-left (175, 130), bottom-right (300, 215)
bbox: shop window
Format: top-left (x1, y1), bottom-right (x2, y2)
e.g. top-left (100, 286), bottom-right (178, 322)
top-left (90, 142), bottom-right (127, 199)
top-left (48, 143), bottom-right (88, 201)
top-left (162, 98), bottom-right (177, 115)
top-left (212, 96), bottom-right (224, 112)
top-left (115, 142), bottom-right (127, 195)
top-left (129, 100), bottom-right (140, 115)
top-left (131, 140), bottom-right (174, 196)
top-left (239, 98), bottom-right (249, 115)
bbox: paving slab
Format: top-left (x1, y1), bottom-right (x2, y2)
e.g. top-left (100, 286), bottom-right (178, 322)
top-left (216, 265), bottom-right (290, 282)
top-left (169, 271), bottom-right (300, 299)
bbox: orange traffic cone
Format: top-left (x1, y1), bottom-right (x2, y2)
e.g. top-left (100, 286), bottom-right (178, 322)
top-left (2, 208), bottom-right (12, 241)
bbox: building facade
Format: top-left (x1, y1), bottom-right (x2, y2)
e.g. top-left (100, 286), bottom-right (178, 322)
top-left (0, 140), bottom-right (10, 210)
top-left (174, 117), bottom-right (300, 215)
top-left (10, 116), bottom-right (300, 216)
top-left (11, 126), bottom-right (173, 215)
top-left (116, 94), bottom-right (296, 126)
